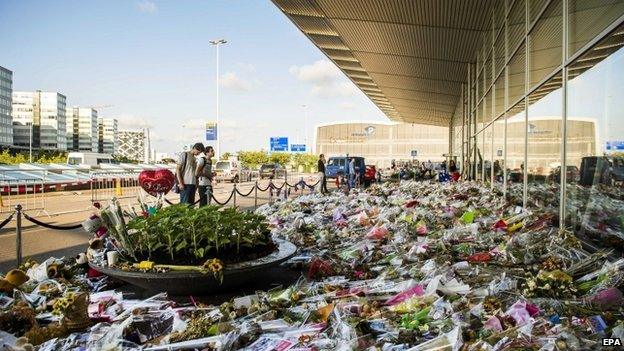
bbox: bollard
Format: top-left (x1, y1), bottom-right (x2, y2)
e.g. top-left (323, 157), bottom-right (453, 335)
top-left (232, 183), bottom-right (237, 207)
top-left (269, 181), bottom-right (273, 204)
top-left (15, 204), bottom-right (22, 268)
top-left (300, 177), bottom-right (304, 196)
top-left (254, 181), bottom-right (258, 209)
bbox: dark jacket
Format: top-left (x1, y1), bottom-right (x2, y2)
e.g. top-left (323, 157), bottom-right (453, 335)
top-left (317, 159), bottom-right (326, 173)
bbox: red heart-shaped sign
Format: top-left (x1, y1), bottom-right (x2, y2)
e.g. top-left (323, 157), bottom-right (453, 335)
top-left (138, 169), bottom-right (175, 197)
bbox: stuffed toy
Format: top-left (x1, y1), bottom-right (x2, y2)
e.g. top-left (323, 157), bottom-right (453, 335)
top-left (0, 269), bottom-right (29, 294)
top-left (82, 215), bottom-right (107, 238)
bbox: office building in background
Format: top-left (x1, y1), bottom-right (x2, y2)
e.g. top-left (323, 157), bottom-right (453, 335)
top-left (117, 130), bottom-right (145, 162)
top-left (12, 91), bottom-right (67, 150)
top-left (66, 107), bottom-right (98, 151)
top-left (0, 66), bottom-right (13, 148)
top-left (98, 117), bottom-right (118, 154)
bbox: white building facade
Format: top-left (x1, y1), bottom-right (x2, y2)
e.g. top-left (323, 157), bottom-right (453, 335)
top-left (12, 91), bottom-right (67, 150)
top-left (0, 67), bottom-right (13, 147)
top-left (98, 117), bottom-right (118, 154)
top-left (67, 107), bottom-right (98, 152)
top-left (117, 130), bottom-right (145, 162)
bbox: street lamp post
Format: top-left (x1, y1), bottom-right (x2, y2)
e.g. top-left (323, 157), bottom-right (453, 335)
top-left (210, 39), bottom-right (227, 160)
top-left (302, 104), bottom-right (309, 154)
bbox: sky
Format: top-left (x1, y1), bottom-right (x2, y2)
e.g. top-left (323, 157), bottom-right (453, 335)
top-left (0, 0), bottom-right (388, 155)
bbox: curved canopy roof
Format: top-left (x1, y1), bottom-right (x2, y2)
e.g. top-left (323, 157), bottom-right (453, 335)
top-left (273, 0), bottom-right (493, 126)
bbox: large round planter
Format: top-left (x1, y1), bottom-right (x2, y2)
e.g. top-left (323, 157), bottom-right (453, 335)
top-left (89, 239), bottom-right (297, 295)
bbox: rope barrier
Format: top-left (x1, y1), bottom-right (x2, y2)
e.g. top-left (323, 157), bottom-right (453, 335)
top-left (212, 189), bottom-right (235, 206)
top-left (235, 186), bottom-right (255, 197)
top-left (22, 212), bottom-right (82, 230)
top-left (271, 182), bottom-right (286, 190)
top-left (256, 183), bottom-right (271, 192)
top-left (0, 213), bottom-right (14, 230)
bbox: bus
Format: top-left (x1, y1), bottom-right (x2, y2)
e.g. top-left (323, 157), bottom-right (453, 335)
top-left (67, 152), bottom-right (116, 166)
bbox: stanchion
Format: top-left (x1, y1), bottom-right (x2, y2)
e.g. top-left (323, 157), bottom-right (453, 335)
top-left (269, 181), bottom-right (273, 204)
top-left (254, 181), bottom-right (258, 209)
top-left (15, 204), bottom-right (22, 268)
top-left (300, 177), bottom-right (304, 196)
top-left (233, 183), bottom-right (237, 207)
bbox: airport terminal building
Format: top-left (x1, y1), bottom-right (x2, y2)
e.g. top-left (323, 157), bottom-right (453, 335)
top-left (315, 121), bottom-right (448, 167)
top-left (275, 0), bottom-right (624, 230)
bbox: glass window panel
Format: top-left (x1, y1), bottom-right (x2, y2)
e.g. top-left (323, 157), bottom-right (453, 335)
top-left (477, 100), bottom-right (484, 132)
top-left (527, 73), bottom-right (562, 210)
top-left (566, 24), bottom-right (624, 249)
top-left (495, 74), bottom-right (505, 118)
top-left (494, 0), bottom-right (505, 34)
top-left (529, 0), bottom-right (549, 25)
top-left (493, 116), bottom-right (505, 185)
top-left (484, 89), bottom-right (493, 124)
top-left (494, 31), bottom-right (505, 77)
top-left (485, 56), bottom-right (493, 89)
top-left (528, 0), bottom-right (562, 89)
top-left (476, 132), bottom-right (483, 181)
top-left (568, 0), bottom-right (624, 58)
top-left (508, 0), bottom-right (526, 52)
top-left (484, 123), bottom-right (493, 184)
top-left (508, 42), bottom-right (526, 108)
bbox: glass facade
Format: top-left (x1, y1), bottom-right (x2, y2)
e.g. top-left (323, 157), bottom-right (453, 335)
top-left (451, 0), bottom-right (624, 246)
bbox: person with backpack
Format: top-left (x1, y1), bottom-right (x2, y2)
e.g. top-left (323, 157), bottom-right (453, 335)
top-left (175, 142), bottom-right (205, 205)
top-left (196, 146), bottom-right (215, 206)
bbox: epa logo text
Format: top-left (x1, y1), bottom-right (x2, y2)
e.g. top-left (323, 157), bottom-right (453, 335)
top-left (602, 338), bottom-right (622, 346)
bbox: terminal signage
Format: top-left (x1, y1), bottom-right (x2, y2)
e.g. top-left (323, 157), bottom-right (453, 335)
top-left (205, 122), bottom-right (217, 141)
top-left (291, 144), bottom-right (306, 152)
top-left (270, 137), bottom-right (289, 152)
top-left (606, 141), bottom-right (624, 151)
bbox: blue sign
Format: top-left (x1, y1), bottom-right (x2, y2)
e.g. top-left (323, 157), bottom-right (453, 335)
top-left (206, 122), bottom-right (217, 141)
top-left (291, 144), bottom-right (306, 152)
top-left (270, 137), bottom-right (288, 151)
top-left (606, 141), bottom-right (624, 151)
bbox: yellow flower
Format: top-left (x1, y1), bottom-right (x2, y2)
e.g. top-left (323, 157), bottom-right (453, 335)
top-left (208, 259), bottom-right (223, 272)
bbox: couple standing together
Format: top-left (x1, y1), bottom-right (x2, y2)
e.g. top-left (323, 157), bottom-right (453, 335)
top-left (176, 142), bottom-right (215, 206)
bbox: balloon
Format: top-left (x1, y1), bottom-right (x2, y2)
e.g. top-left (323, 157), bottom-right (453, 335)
top-left (138, 169), bottom-right (175, 196)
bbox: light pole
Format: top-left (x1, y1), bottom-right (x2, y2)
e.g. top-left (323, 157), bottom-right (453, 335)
top-left (302, 104), bottom-right (309, 154)
top-left (29, 122), bottom-right (32, 163)
top-left (210, 39), bottom-right (227, 160)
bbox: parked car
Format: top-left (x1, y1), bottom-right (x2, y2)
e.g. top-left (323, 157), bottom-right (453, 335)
top-left (215, 160), bottom-right (240, 182)
top-left (549, 165), bottom-right (580, 183)
top-left (259, 163), bottom-right (285, 179)
top-left (325, 156), bottom-right (366, 184)
top-left (364, 165), bottom-right (377, 186)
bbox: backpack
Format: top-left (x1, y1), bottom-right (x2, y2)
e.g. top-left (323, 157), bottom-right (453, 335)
top-left (198, 156), bottom-right (212, 179)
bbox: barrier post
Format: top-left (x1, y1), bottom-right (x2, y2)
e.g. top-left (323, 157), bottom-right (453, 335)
top-left (269, 181), bottom-right (273, 204)
top-left (232, 183), bottom-right (237, 207)
top-left (15, 204), bottom-right (22, 268)
top-left (300, 177), bottom-right (304, 196)
top-left (254, 181), bottom-right (258, 209)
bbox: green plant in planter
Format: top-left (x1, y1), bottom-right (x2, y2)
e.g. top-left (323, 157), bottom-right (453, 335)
top-left (123, 204), bottom-right (271, 265)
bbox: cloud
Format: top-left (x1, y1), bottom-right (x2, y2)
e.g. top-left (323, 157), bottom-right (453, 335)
top-left (289, 59), bottom-right (357, 98)
top-left (339, 101), bottom-right (355, 109)
top-left (219, 72), bottom-right (252, 91)
top-left (117, 113), bottom-right (152, 129)
top-left (236, 63), bottom-right (256, 72)
top-left (137, 0), bottom-right (157, 13)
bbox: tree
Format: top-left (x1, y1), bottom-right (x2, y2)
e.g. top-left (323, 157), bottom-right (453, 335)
top-left (292, 153), bottom-right (318, 172)
top-left (221, 152), bottom-right (231, 160)
top-left (269, 152), bottom-right (292, 167)
top-left (237, 150), bottom-right (269, 169)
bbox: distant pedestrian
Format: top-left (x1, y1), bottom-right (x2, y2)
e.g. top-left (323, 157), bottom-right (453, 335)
top-left (441, 160), bottom-right (447, 173)
top-left (196, 146), bottom-right (214, 206)
top-left (348, 158), bottom-right (356, 189)
top-left (317, 154), bottom-right (328, 194)
top-left (176, 142), bottom-right (205, 205)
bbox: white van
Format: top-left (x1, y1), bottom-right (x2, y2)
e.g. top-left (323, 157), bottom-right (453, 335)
top-left (67, 152), bottom-right (115, 166)
top-left (214, 160), bottom-right (240, 182)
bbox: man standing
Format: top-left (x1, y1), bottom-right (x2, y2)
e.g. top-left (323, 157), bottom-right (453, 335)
top-left (348, 158), bottom-right (356, 189)
top-left (176, 142), bottom-right (205, 205)
top-left (317, 154), bottom-right (328, 194)
top-left (196, 146), bottom-right (215, 206)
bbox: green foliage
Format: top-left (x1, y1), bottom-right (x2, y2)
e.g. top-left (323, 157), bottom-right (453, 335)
top-left (125, 204), bottom-right (271, 263)
top-left (0, 150), bottom-right (67, 164)
top-left (221, 152), bottom-right (231, 161)
top-left (237, 150), bottom-right (269, 169)
top-left (112, 154), bottom-right (139, 164)
top-left (292, 153), bottom-right (318, 172)
top-left (269, 152), bottom-right (292, 166)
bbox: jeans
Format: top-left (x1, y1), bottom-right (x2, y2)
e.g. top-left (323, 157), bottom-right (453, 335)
top-left (180, 184), bottom-right (197, 205)
top-left (349, 173), bottom-right (356, 188)
top-left (198, 184), bottom-right (212, 207)
top-left (321, 174), bottom-right (328, 193)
